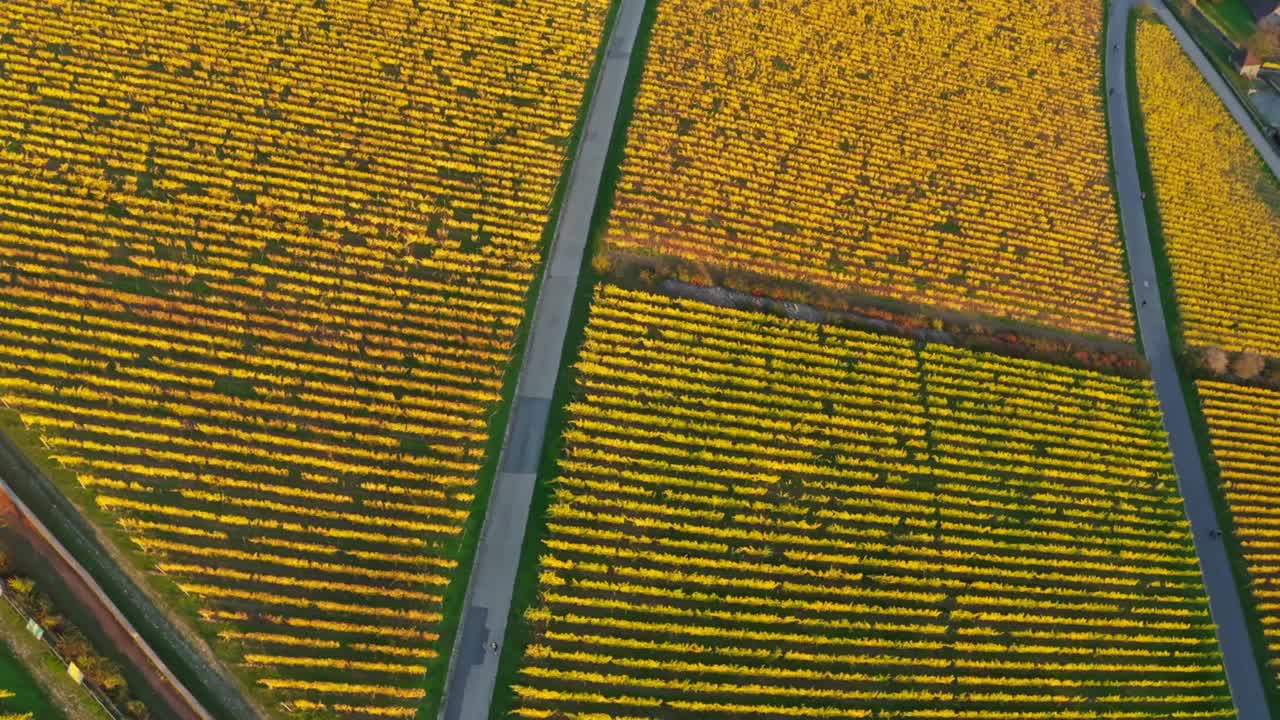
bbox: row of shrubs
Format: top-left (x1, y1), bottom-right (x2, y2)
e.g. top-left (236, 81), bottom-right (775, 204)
top-left (1191, 346), bottom-right (1280, 385)
top-left (0, 550), bottom-right (149, 720)
top-left (599, 251), bottom-right (1151, 379)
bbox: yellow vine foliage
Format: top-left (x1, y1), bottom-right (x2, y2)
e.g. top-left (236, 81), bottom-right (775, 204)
top-left (604, 0), bottom-right (1131, 339)
top-left (0, 0), bottom-right (608, 716)
top-left (511, 286), bottom-right (1230, 719)
top-left (1197, 380), bottom-right (1280, 679)
top-left (1136, 20), bottom-right (1280, 356)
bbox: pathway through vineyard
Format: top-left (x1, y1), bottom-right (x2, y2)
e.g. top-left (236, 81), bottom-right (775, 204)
top-left (1106, 0), bottom-right (1273, 717)
top-left (435, 0), bottom-right (1280, 719)
top-left (432, 1), bottom-right (646, 719)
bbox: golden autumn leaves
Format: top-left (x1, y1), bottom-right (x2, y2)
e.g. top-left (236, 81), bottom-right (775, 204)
top-left (1137, 22), bottom-right (1280, 357)
top-left (0, 0), bottom-right (609, 715)
top-left (606, 0), bottom-right (1132, 340)
top-left (511, 286), bottom-right (1230, 720)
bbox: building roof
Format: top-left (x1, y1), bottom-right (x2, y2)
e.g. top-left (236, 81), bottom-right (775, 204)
top-left (1245, 0), bottom-right (1280, 21)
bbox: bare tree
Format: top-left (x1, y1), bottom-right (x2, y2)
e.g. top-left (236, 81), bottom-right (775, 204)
top-left (1245, 25), bottom-right (1280, 61)
top-left (1233, 350), bottom-right (1267, 379)
top-left (1202, 346), bottom-right (1230, 374)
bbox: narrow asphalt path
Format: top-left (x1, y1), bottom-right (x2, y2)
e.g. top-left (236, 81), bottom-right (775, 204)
top-left (434, 2), bottom-right (644, 719)
top-left (0, 473), bottom-right (212, 720)
top-left (1106, 1), bottom-right (1270, 717)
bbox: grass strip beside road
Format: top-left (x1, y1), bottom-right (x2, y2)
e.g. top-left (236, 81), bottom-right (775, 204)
top-left (0, 591), bottom-right (107, 720)
top-left (486, 1), bottom-right (660, 717)
top-left (1201, 0), bottom-right (1256, 42)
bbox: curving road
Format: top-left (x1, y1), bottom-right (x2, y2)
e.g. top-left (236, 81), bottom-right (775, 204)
top-left (432, 1), bottom-right (645, 719)
top-left (1106, 1), bottom-right (1271, 717)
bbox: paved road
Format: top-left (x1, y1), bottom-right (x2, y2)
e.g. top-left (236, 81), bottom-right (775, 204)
top-left (1106, 2), bottom-right (1271, 717)
top-left (433, 2), bottom-right (645, 719)
top-left (0, 474), bottom-right (212, 720)
top-left (1250, 83), bottom-right (1280, 129)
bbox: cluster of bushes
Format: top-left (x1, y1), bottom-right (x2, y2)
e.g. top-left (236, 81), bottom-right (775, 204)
top-left (1191, 346), bottom-right (1280, 386)
top-left (0, 552), bottom-right (149, 720)
top-left (602, 251), bottom-right (1150, 379)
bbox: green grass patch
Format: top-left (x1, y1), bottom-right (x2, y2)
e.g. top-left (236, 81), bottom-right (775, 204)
top-left (1201, 0), bottom-right (1256, 41)
top-left (0, 602), bottom-right (71, 720)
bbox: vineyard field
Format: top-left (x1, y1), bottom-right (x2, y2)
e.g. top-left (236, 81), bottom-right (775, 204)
top-left (602, 0), bottom-right (1131, 339)
top-left (1135, 19), bottom-right (1280, 357)
top-left (1197, 380), bottom-right (1280, 681)
top-left (507, 286), bottom-right (1231, 719)
top-left (0, 0), bottom-right (609, 717)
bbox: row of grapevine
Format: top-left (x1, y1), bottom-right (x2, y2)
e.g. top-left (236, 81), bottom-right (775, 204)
top-left (0, 0), bottom-right (609, 717)
top-left (603, 0), bottom-right (1131, 339)
top-left (509, 285), bottom-right (1230, 719)
top-left (1134, 19), bottom-right (1280, 357)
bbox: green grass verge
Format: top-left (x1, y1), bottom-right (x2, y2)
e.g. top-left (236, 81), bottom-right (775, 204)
top-left (1186, 14), bottom-right (1247, 80)
top-left (0, 600), bottom-right (75, 720)
top-left (486, 1), bottom-right (659, 718)
top-left (1127, 10), bottom-right (1186, 349)
top-left (1127, 10), bottom-right (1280, 713)
top-left (413, 0), bottom-right (630, 718)
top-left (1202, 0), bottom-right (1256, 41)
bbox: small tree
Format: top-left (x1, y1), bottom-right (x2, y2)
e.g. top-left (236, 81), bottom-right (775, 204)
top-left (1202, 346), bottom-right (1230, 374)
top-left (1246, 25), bottom-right (1280, 61)
top-left (54, 633), bottom-right (93, 666)
top-left (1233, 350), bottom-right (1267, 379)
